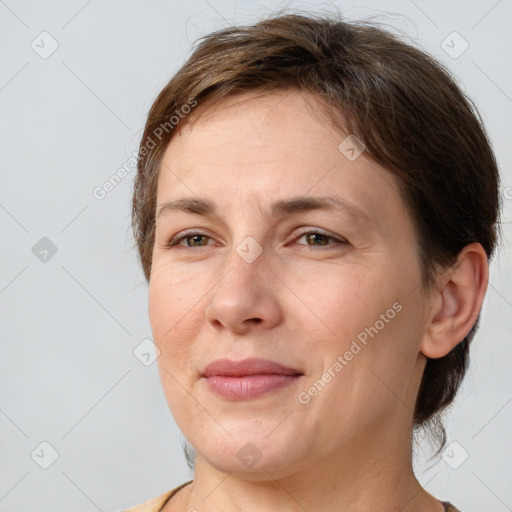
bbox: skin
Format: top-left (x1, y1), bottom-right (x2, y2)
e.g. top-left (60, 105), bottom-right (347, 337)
top-left (148, 89), bottom-right (488, 512)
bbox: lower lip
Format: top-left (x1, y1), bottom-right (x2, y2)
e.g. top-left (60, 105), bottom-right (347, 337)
top-left (204, 374), bottom-right (301, 399)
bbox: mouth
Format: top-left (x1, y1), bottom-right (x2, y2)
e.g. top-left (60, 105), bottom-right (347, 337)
top-left (201, 358), bottom-right (304, 400)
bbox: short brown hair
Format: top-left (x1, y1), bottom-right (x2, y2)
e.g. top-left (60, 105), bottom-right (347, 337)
top-left (132, 12), bottom-right (500, 453)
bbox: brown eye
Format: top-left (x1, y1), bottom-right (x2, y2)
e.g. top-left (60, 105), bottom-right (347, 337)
top-left (305, 233), bottom-right (329, 246)
top-left (184, 234), bottom-right (209, 247)
top-left (295, 230), bottom-right (347, 248)
top-left (167, 231), bottom-right (214, 248)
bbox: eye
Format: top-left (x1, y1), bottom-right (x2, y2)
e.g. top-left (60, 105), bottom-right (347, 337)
top-left (164, 228), bottom-right (348, 250)
top-left (166, 231), bottom-right (215, 249)
top-left (293, 229), bottom-right (347, 248)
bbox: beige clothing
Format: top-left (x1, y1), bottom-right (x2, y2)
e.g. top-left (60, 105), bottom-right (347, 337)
top-left (123, 481), bottom-right (461, 511)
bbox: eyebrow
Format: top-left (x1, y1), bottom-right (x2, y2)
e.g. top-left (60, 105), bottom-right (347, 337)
top-left (156, 195), bottom-right (371, 222)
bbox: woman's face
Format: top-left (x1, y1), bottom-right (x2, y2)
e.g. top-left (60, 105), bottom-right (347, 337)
top-left (149, 89), bottom-right (432, 477)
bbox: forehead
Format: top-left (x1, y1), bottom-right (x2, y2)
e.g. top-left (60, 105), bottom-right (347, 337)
top-left (157, 89), bottom-right (408, 228)
top-left (173, 89), bottom-right (336, 158)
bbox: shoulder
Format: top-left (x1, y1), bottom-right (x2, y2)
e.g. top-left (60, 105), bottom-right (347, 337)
top-left (122, 481), bottom-right (193, 512)
top-left (123, 490), bottom-right (172, 512)
top-left (443, 503), bottom-right (462, 512)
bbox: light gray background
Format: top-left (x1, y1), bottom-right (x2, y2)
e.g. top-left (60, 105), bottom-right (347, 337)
top-left (1, 1), bottom-right (511, 511)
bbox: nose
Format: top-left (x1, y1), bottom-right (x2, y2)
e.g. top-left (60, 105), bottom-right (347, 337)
top-left (205, 244), bottom-right (282, 335)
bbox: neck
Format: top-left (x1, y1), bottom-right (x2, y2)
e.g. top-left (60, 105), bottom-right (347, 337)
top-left (180, 415), bottom-right (440, 512)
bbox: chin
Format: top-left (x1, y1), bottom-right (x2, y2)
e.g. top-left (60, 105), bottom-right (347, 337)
top-left (193, 426), bottom-right (307, 477)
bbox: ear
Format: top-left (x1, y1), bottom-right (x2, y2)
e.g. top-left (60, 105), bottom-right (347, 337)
top-left (420, 243), bottom-right (489, 359)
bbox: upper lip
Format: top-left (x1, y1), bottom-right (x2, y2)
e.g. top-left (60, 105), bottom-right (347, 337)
top-left (202, 358), bottom-right (303, 378)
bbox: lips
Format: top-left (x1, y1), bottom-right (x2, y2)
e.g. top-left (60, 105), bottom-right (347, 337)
top-left (201, 358), bottom-right (303, 399)
top-left (202, 358), bottom-right (302, 377)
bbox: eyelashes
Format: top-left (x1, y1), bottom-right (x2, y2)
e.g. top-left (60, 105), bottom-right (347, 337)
top-left (165, 228), bottom-right (348, 250)
top-left (166, 232), bottom-right (212, 248)
top-left (296, 231), bottom-right (348, 248)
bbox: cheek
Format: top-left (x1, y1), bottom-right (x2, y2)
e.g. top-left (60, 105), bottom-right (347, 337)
top-left (294, 261), bottom-right (419, 392)
top-left (287, 262), bottom-right (383, 348)
top-left (148, 267), bottom-right (208, 419)
top-left (148, 265), bottom-right (206, 362)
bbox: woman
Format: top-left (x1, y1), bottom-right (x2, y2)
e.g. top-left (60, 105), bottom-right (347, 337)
top-left (126, 12), bottom-right (499, 512)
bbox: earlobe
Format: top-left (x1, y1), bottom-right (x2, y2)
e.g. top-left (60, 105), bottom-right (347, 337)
top-left (420, 243), bottom-right (489, 359)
